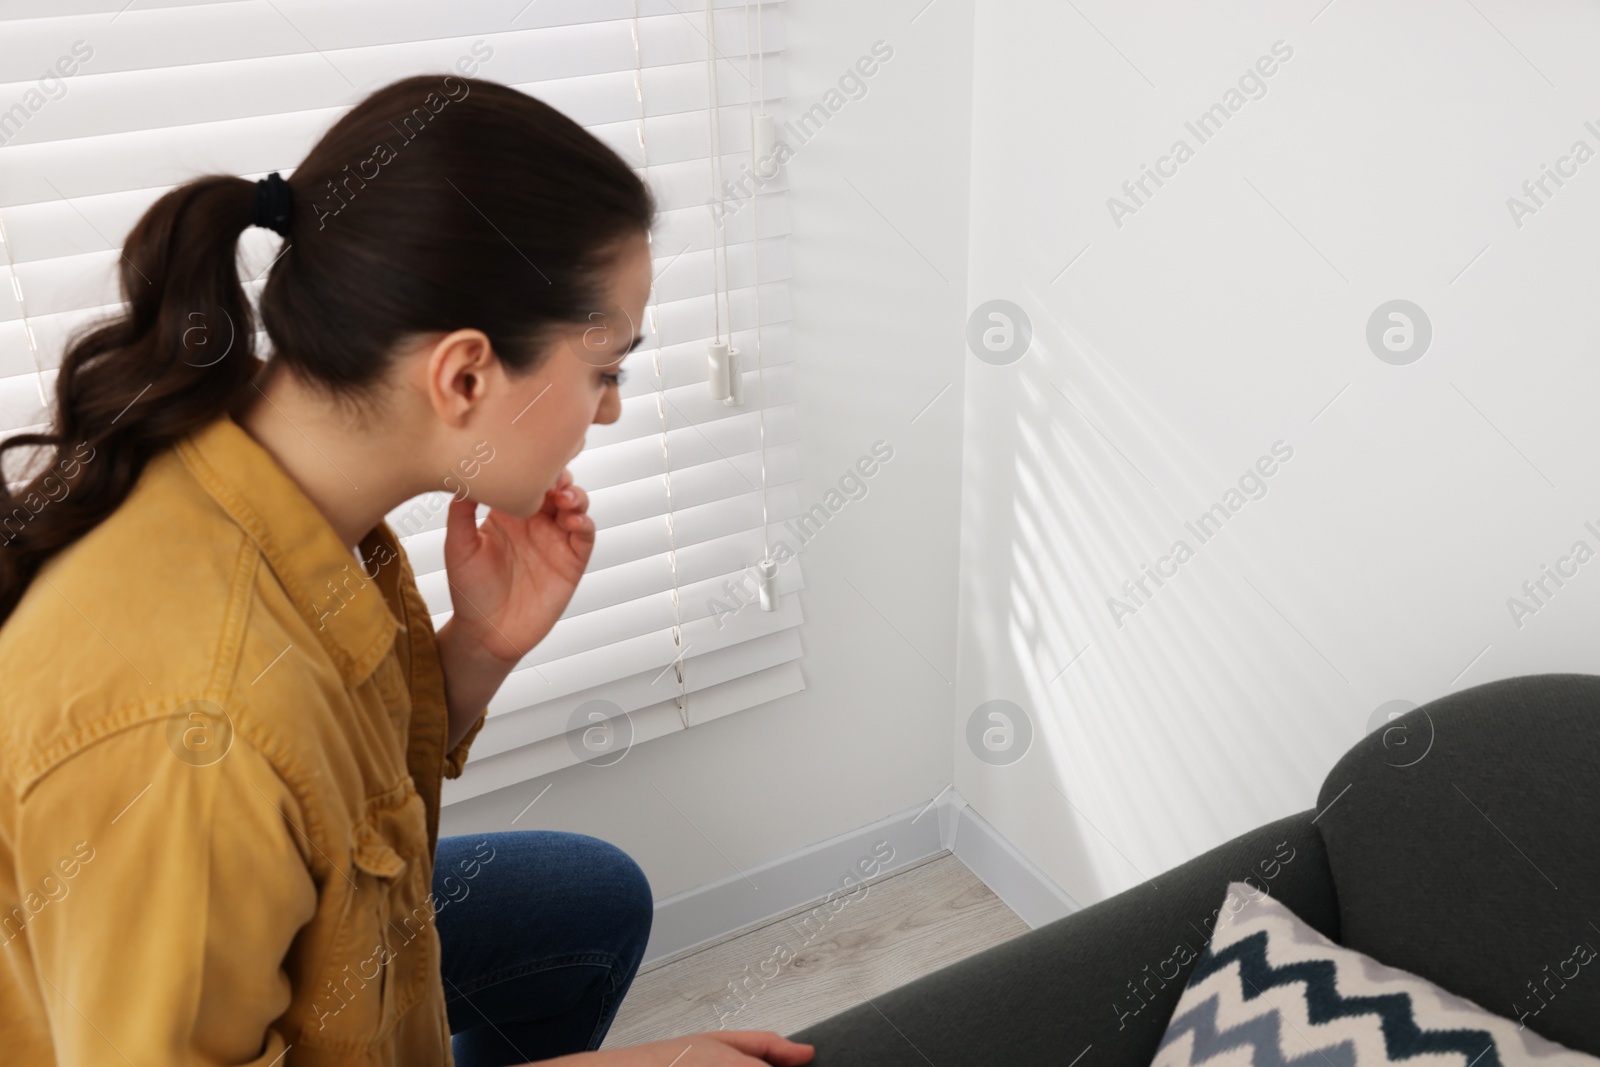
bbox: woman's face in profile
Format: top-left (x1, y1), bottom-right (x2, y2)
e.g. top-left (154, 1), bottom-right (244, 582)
top-left (469, 231), bottom-right (654, 517)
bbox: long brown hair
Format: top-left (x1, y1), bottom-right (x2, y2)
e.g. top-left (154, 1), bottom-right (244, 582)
top-left (0, 75), bottom-right (655, 626)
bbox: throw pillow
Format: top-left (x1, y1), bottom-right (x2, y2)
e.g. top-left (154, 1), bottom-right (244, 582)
top-left (1152, 881), bottom-right (1600, 1067)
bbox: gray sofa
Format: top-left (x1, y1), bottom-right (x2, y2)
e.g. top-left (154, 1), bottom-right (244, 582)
top-left (790, 673), bottom-right (1600, 1064)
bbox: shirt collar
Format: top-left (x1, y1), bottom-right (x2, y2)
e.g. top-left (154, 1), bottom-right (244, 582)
top-left (175, 412), bottom-right (404, 689)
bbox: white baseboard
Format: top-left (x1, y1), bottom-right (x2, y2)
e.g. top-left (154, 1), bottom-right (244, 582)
top-left (939, 788), bottom-right (1083, 929)
top-left (642, 786), bottom-right (1080, 969)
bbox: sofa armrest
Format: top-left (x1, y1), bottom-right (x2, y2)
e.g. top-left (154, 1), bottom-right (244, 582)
top-left (789, 810), bottom-right (1336, 1067)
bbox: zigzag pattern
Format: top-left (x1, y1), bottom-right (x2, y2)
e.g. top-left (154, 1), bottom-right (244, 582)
top-left (1158, 993), bottom-right (1356, 1067)
top-left (1189, 930), bottom-right (1500, 1067)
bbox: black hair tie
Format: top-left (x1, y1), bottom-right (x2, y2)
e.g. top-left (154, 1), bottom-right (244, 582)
top-left (252, 172), bottom-right (293, 236)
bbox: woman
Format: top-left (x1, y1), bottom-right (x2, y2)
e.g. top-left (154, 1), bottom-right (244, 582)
top-left (0, 75), bottom-right (815, 1067)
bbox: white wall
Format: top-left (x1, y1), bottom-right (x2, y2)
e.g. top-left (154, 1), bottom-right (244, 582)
top-left (441, 0), bottom-right (977, 902)
top-left (956, 0), bottom-right (1600, 908)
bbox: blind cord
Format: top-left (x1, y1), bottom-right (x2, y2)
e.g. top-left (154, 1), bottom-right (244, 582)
top-left (704, 0), bottom-right (725, 344)
top-left (0, 214), bottom-right (43, 413)
top-left (744, 0), bottom-right (772, 569)
top-left (633, 1), bottom-right (690, 725)
top-left (710, 5), bottom-right (733, 351)
top-left (0, 210), bottom-right (48, 496)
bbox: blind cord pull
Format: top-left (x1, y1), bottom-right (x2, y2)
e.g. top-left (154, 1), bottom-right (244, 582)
top-left (708, 339), bottom-right (742, 404)
top-left (757, 557), bottom-right (778, 612)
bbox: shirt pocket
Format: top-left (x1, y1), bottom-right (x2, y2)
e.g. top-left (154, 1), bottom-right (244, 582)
top-left (305, 777), bottom-right (436, 1051)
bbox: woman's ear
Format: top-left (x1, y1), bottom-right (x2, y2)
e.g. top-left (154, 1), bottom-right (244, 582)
top-left (424, 329), bottom-right (497, 424)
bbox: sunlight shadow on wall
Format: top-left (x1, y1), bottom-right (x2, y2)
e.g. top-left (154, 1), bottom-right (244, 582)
top-left (959, 282), bottom-right (1357, 905)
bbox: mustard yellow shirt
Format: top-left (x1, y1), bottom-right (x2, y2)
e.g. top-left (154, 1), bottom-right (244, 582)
top-left (0, 411), bottom-right (488, 1066)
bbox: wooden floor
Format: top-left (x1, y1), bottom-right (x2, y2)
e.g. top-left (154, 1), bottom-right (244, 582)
top-left (603, 851), bottom-right (1030, 1048)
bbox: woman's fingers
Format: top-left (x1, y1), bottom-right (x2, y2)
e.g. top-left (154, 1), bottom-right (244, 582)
top-left (561, 481), bottom-right (589, 514)
top-left (540, 473), bottom-right (587, 519)
top-left (443, 494), bottom-right (482, 556)
top-left (619, 1031), bottom-right (814, 1066)
top-left (543, 477), bottom-right (590, 524)
top-left (705, 1031), bottom-right (815, 1066)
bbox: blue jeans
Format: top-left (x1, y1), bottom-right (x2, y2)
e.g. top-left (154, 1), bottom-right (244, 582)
top-left (432, 831), bottom-right (653, 1067)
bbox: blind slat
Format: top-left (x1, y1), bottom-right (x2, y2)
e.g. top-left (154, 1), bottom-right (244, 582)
top-left (442, 659), bottom-right (806, 804)
top-left (468, 627), bottom-right (803, 763)
top-left (1, 1), bottom-right (783, 77)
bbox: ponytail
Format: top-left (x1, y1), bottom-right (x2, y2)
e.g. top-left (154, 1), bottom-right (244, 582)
top-left (0, 176), bottom-right (264, 624)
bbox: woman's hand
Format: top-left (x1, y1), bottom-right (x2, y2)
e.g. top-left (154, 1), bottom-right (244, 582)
top-left (434, 471), bottom-right (595, 749)
top-left (531, 1031), bottom-right (815, 1066)
top-left (442, 469), bottom-right (595, 665)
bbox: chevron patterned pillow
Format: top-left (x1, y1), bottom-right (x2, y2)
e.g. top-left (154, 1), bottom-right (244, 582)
top-left (1152, 882), bottom-right (1599, 1067)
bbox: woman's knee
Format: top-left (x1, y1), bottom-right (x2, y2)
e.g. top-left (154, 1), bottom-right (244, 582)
top-left (436, 830), bottom-right (652, 955)
top-left (568, 833), bottom-right (653, 940)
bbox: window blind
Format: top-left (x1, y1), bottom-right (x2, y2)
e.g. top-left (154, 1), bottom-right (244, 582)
top-left (0, 0), bottom-right (805, 804)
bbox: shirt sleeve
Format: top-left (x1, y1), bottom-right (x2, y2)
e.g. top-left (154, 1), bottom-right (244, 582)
top-left (17, 717), bottom-right (318, 1065)
top-left (443, 706), bottom-right (487, 779)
